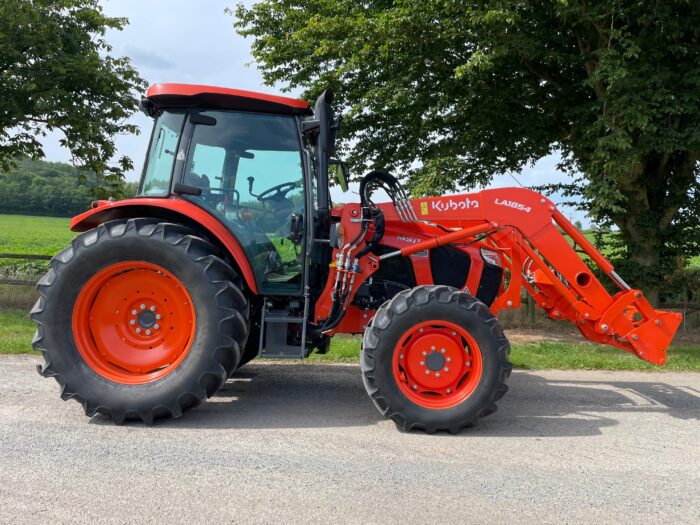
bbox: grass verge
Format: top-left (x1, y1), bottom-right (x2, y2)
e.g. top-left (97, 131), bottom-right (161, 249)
top-left (310, 334), bottom-right (700, 371)
top-left (0, 309), bottom-right (37, 355)
top-left (3, 311), bottom-right (698, 371)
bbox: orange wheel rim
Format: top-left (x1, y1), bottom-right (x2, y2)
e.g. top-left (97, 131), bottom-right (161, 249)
top-left (72, 261), bottom-right (196, 384)
top-left (392, 320), bottom-right (483, 409)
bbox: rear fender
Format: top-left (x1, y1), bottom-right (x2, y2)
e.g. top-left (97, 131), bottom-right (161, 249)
top-left (70, 198), bottom-right (258, 294)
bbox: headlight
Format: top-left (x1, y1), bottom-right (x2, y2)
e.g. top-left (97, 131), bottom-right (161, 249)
top-left (330, 223), bottom-right (345, 249)
top-left (481, 248), bottom-right (501, 266)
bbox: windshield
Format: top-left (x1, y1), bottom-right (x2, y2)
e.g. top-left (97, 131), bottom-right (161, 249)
top-left (138, 111), bottom-right (185, 196)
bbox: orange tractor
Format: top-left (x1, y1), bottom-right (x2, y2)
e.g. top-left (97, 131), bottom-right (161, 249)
top-left (32, 84), bottom-right (682, 432)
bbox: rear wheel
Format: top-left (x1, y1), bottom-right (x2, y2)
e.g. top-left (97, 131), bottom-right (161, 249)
top-left (31, 218), bottom-right (249, 424)
top-left (361, 285), bottom-right (511, 433)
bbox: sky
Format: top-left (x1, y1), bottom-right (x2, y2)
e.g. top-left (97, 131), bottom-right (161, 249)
top-left (40, 0), bottom-right (585, 224)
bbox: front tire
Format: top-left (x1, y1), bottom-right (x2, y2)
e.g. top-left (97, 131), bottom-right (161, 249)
top-left (361, 285), bottom-right (511, 433)
top-left (31, 219), bottom-right (249, 424)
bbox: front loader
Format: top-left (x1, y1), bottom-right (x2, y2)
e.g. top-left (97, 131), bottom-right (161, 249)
top-left (31, 84), bottom-right (682, 432)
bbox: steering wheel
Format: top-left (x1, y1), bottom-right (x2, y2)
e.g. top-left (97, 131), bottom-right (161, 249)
top-left (256, 181), bottom-right (299, 202)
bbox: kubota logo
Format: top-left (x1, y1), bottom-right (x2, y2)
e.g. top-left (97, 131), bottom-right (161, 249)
top-left (431, 197), bottom-right (479, 212)
top-left (494, 198), bottom-right (532, 213)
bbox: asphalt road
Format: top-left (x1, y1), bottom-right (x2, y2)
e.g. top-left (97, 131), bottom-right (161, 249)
top-left (1, 355), bottom-right (699, 524)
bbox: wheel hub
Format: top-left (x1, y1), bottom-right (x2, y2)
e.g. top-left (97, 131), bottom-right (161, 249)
top-left (136, 308), bottom-right (157, 329)
top-left (72, 261), bottom-right (195, 384)
top-left (393, 320), bottom-right (483, 409)
top-left (425, 351), bottom-right (445, 371)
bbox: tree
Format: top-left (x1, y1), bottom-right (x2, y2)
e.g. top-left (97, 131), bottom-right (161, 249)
top-left (234, 0), bottom-right (700, 303)
top-left (0, 157), bottom-right (132, 217)
top-left (0, 0), bottom-right (146, 195)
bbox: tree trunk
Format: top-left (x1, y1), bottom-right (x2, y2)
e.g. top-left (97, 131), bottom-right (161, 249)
top-left (611, 153), bottom-right (696, 307)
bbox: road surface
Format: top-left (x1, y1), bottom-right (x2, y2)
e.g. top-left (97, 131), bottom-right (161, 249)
top-left (0, 355), bottom-right (698, 524)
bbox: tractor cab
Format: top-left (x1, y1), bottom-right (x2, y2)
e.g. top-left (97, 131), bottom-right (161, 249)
top-left (137, 84), bottom-right (339, 299)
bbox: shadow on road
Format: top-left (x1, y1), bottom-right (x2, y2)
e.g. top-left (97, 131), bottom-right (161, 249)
top-left (82, 361), bottom-right (700, 435)
top-left (138, 364), bottom-right (700, 437)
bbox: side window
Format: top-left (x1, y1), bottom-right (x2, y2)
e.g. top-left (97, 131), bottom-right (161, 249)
top-left (236, 150), bottom-right (304, 212)
top-left (185, 144), bottom-right (225, 195)
top-left (139, 112), bottom-right (185, 196)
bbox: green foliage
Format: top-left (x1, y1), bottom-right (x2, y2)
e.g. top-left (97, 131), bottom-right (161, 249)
top-left (234, 0), bottom-right (700, 301)
top-left (0, 0), bottom-right (146, 193)
top-left (0, 158), bottom-right (135, 218)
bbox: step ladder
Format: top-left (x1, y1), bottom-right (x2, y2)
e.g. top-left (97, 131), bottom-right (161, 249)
top-left (257, 297), bottom-right (309, 359)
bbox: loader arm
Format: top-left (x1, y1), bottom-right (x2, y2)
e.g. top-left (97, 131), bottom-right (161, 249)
top-left (373, 187), bottom-right (682, 365)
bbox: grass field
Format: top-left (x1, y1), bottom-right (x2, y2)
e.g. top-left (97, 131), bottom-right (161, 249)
top-left (3, 309), bottom-right (698, 370)
top-left (0, 214), bottom-right (73, 254)
top-left (0, 214), bottom-right (73, 278)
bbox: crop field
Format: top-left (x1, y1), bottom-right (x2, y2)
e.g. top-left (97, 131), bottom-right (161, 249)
top-left (0, 214), bottom-right (73, 278)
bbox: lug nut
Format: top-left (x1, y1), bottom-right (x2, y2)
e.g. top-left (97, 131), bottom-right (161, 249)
top-left (420, 361), bottom-right (425, 366)
top-left (136, 328), bottom-right (142, 334)
top-left (412, 384), bottom-right (418, 390)
top-left (150, 305), bottom-right (156, 311)
top-left (435, 372), bottom-right (441, 378)
top-left (446, 388), bottom-right (452, 394)
top-left (399, 354), bottom-right (404, 360)
top-left (431, 346), bottom-right (436, 351)
top-left (422, 351), bottom-right (427, 356)
top-left (153, 324), bottom-right (159, 330)
top-left (131, 310), bottom-right (137, 315)
top-left (440, 348), bottom-right (446, 354)
top-left (129, 320), bottom-right (136, 325)
top-left (425, 370), bottom-right (430, 375)
top-left (140, 304), bottom-right (146, 310)
top-left (444, 367), bottom-right (449, 372)
top-left (601, 324), bottom-right (609, 332)
top-left (447, 357), bottom-right (452, 362)
top-left (155, 314), bottom-right (161, 320)
top-left (145, 329), bottom-right (151, 335)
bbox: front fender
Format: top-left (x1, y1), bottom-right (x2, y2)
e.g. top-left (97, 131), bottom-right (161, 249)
top-left (71, 198), bottom-right (258, 294)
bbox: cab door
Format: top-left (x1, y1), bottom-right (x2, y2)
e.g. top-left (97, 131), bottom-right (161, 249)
top-left (181, 110), bottom-right (307, 295)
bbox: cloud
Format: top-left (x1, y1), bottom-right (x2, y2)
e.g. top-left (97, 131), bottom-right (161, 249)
top-left (124, 44), bottom-right (176, 71)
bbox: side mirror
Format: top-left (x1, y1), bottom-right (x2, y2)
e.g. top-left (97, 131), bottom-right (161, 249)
top-left (329, 159), bottom-right (349, 192)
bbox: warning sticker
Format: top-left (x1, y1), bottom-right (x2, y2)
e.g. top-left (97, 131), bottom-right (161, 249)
top-left (420, 202), bottom-right (429, 215)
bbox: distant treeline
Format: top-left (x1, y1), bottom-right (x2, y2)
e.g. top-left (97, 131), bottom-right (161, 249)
top-left (0, 158), bottom-right (137, 217)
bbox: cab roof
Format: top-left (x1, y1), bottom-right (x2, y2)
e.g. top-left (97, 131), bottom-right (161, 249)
top-left (143, 83), bottom-right (311, 116)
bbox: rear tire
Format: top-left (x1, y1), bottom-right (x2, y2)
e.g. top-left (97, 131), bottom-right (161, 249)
top-left (31, 218), bottom-right (249, 424)
top-left (361, 285), bottom-right (511, 433)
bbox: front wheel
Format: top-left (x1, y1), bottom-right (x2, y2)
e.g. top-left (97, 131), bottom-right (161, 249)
top-left (31, 219), bottom-right (249, 424)
top-left (361, 285), bottom-right (511, 433)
